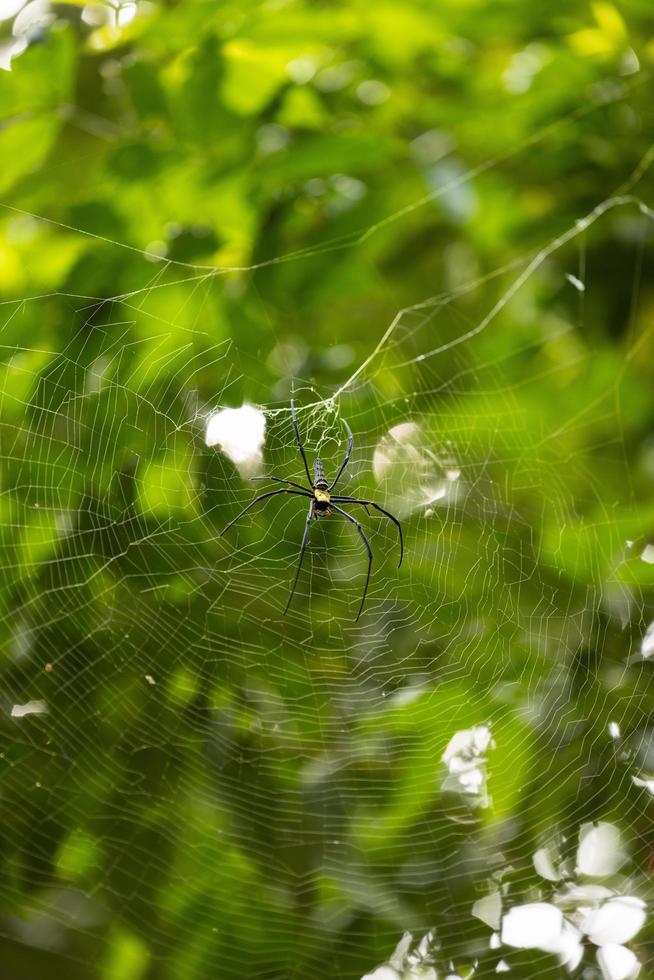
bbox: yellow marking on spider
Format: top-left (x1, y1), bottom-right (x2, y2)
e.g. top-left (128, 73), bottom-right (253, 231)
top-left (314, 488), bottom-right (331, 504)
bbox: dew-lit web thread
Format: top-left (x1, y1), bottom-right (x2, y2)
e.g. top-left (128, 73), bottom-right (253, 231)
top-left (1, 65), bottom-right (652, 289)
top-left (1, 147), bottom-right (654, 978)
top-left (1, 237), bottom-right (654, 972)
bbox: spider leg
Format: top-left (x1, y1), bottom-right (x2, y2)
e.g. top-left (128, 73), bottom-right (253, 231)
top-left (330, 504), bottom-right (372, 622)
top-left (328, 415), bottom-right (354, 491)
top-left (331, 497), bottom-right (403, 567)
top-left (220, 489), bottom-right (309, 537)
top-left (284, 501), bottom-right (315, 615)
top-left (290, 399), bottom-right (314, 486)
top-left (251, 475), bottom-right (311, 493)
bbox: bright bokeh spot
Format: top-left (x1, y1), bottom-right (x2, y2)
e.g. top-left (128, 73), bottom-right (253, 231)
top-left (581, 897), bottom-right (646, 946)
top-left (205, 404), bottom-right (266, 476)
top-left (501, 902), bottom-right (564, 949)
top-left (576, 822), bottom-right (625, 877)
top-left (12, 0), bottom-right (53, 34)
top-left (596, 943), bottom-right (641, 980)
top-left (0, 0), bottom-right (24, 20)
top-left (10, 699), bottom-right (48, 718)
top-left (372, 422), bottom-right (461, 516)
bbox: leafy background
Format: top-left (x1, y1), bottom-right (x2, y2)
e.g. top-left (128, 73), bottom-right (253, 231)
top-left (1, 1), bottom-right (654, 978)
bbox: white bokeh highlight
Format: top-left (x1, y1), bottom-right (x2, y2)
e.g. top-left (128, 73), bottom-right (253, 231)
top-left (580, 897), bottom-right (646, 946)
top-left (576, 822), bottom-right (625, 877)
top-left (472, 891), bottom-right (502, 930)
top-left (596, 943), bottom-right (641, 980)
top-left (205, 405), bottom-right (266, 477)
top-left (640, 620), bottom-right (654, 659)
top-left (441, 725), bottom-right (494, 807)
top-left (496, 821), bottom-right (645, 975)
top-left (501, 902), bottom-right (563, 949)
top-left (640, 544), bottom-right (654, 565)
top-left (372, 422), bottom-right (461, 517)
top-left (11, 699), bottom-right (48, 718)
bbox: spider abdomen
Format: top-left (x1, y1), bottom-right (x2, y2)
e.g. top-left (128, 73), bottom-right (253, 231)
top-left (313, 458), bottom-right (328, 488)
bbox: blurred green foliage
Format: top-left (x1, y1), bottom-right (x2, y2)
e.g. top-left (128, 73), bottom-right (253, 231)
top-left (1, 1), bottom-right (654, 978)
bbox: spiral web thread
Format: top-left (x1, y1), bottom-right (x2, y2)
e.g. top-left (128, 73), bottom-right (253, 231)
top-left (1, 89), bottom-right (654, 980)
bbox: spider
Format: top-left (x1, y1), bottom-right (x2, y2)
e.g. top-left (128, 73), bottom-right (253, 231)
top-left (220, 400), bottom-right (403, 620)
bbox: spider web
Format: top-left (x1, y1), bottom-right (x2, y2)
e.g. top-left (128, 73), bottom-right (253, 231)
top-left (1, 53), bottom-right (654, 980)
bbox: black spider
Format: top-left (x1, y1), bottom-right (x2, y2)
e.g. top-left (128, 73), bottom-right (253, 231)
top-left (220, 400), bottom-right (403, 620)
